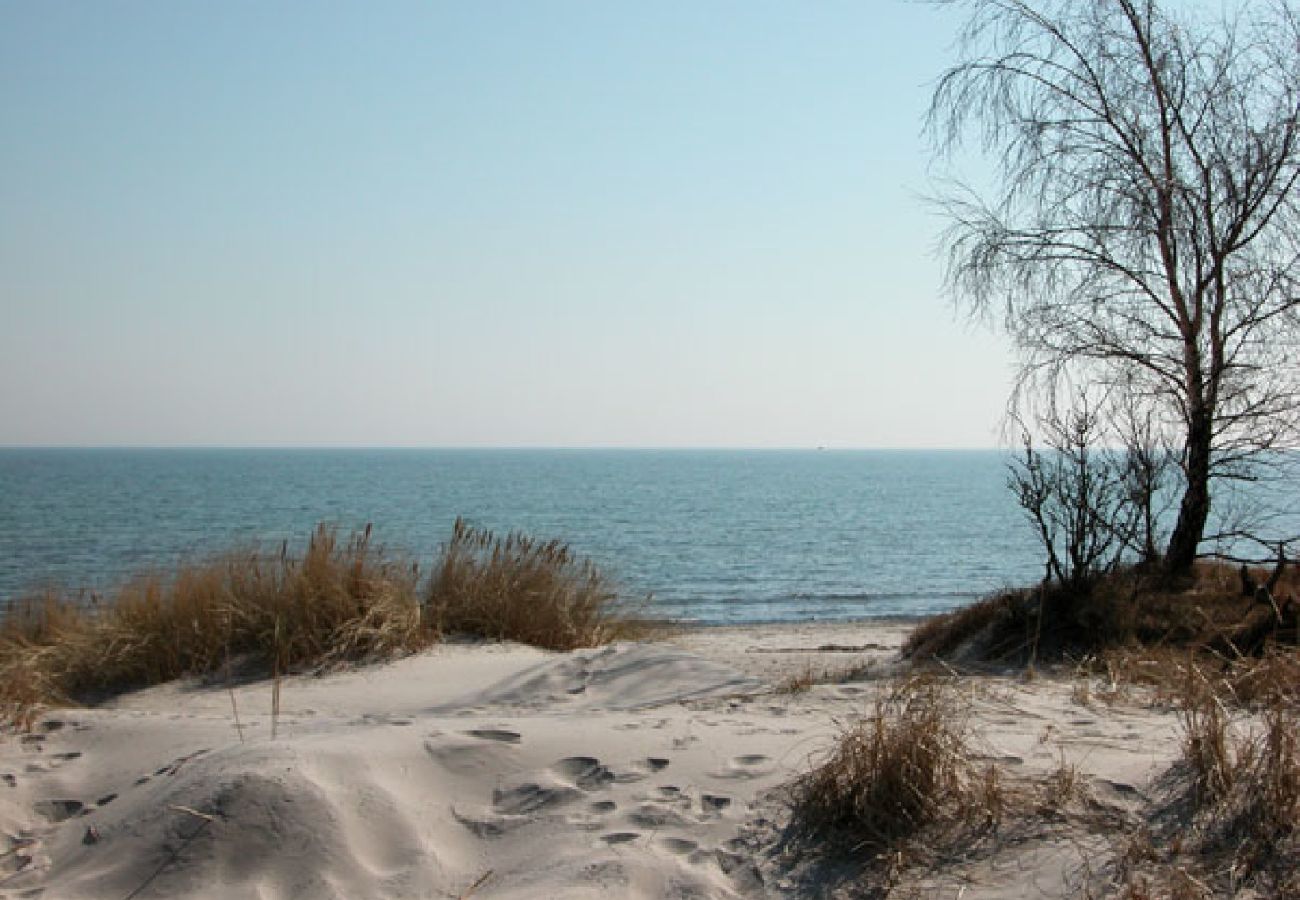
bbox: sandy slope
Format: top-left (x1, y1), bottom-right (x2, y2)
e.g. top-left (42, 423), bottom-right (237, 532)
top-left (0, 622), bottom-right (1182, 899)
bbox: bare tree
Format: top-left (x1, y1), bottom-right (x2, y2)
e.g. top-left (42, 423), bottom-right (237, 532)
top-left (929, 0), bottom-right (1300, 576)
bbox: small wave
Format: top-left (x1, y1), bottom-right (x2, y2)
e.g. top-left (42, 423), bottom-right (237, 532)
top-left (785, 590), bottom-right (978, 603)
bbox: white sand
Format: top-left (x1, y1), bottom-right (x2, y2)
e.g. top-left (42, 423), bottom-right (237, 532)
top-left (0, 621), bottom-right (1183, 899)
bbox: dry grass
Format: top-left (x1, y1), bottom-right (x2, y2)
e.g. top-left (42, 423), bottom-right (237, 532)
top-left (1108, 657), bottom-right (1300, 897)
top-left (774, 661), bottom-right (875, 695)
top-left (1040, 753), bottom-right (1083, 813)
top-left (1174, 684), bottom-right (1299, 892)
top-left (0, 526), bottom-right (425, 719)
top-left (1, 520), bottom-right (644, 728)
top-left (905, 561), bottom-right (1299, 670)
top-left (786, 677), bottom-right (995, 855)
top-left (426, 517), bottom-right (649, 652)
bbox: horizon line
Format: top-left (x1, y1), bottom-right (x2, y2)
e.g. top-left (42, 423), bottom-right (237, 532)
top-left (0, 443), bottom-right (1007, 452)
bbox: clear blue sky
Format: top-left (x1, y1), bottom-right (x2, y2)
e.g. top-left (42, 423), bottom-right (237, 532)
top-left (0, 1), bottom-right (1012, 448)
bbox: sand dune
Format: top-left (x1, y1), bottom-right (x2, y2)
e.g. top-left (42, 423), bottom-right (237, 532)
top-left (0, 622), bottom-right (1184, 899)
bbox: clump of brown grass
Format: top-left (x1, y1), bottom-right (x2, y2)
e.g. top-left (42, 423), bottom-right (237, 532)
top-left (1040, 753), bottom-right (1083, 814)
top-left (2, 520), bottom-right (645, 729)
top-left (786, 677), bottom-right (995, 855)
top-left (1222, 648), bottom-right (1300, 709)
top-left (1177, 688), bottom-right (1300, 889)
top-left (1179, 689), bottom-right (1235, 808)
top-left (774, 661), bottom-right (875, 695)
top-left (0, 526), bottom-right (425, 719)
top-left (775, 664), bottom-right (819, 695)
top-left (426, 517), bottom-right (648, 652)
top-left (1115, 662), bottom-right (1300, 896)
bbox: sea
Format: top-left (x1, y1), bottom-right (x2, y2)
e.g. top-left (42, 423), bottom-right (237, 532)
top-left (0, 448), bottom-right (1289, 625)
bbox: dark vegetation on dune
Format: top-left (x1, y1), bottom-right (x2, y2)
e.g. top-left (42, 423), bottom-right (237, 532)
top-left (0, 518), bottom-right (649, 729)
top-left (904, 562), bottom-right (1300, 669)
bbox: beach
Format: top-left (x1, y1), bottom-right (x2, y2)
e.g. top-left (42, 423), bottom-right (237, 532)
top-left (1, 619), bottom-right (1185, 899)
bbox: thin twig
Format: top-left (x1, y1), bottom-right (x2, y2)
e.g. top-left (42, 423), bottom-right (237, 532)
top-left (457, 869), bottom-right (494, 899)
top-left (122, 808), bottom-right (216, 899)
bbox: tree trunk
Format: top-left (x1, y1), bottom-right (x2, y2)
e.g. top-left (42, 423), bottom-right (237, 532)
top-left (1164, 410), bottom-right (1213, 576)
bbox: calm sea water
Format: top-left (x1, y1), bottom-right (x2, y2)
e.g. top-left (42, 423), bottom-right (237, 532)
top-left (0, 449), bottom-right (1060, 623)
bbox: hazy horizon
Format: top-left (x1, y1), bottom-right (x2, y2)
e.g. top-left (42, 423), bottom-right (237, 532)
top-left (2, 2), bottom-right (1013, 449)
top-left (0, 444), bottom-right (1010, 452)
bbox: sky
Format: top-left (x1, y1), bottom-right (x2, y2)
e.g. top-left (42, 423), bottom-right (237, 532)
top-left (0, 1), bottom-right (1015, 448)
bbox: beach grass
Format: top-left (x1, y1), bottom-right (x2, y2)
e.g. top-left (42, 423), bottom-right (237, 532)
top-left (426, 517), bottom-right (652, 651)
top-left (786, 676), bottom-right (993, 854)
top-left (0, 520), bottom-right (642, 727)
top-left (1110, 663), bottom-right (1300, 897)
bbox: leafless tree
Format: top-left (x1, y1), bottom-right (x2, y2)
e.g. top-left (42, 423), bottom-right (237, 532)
top-left (929, 0), bottom-right (1300, 576)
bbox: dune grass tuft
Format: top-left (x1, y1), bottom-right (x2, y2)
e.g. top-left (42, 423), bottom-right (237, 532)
top-left (1, 520), bottom-right (643, 728)
top-left (426, 517), bottom-right (649, 652)
top-left (1172, 673), bottom-right (1300, 892)
top-left (1110, 658), bottom-right (1300, 897)
top-left (786, 677), bottom-right (993, 855)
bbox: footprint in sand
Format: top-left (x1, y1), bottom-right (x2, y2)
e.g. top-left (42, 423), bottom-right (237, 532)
top-left (551, 757), bottom-right (615, 790)
top-left (2, 774), bottom-right (16, 788)
top-left (33, 799), bottom-right (85, 822)
top-left (711, 754), bottom-right (773, 780)
top-left (351, 713), bottom-right (414, 727)
top-left (464, 728), bottom-right (521, 744)
top-left (451, 806), bottom-right (530, 838)
top-left (602, 832), bottom-right (640, 845)
top-left (588, 800), bottom-right (617, 814)
top-left (30, 789), bottom-right (118, 825)
top-left (701, 794), bottom-right (732, 814)
top-left (628, 801), bottom-right (694, 828)
top-left (20, 751), bottom-right (82, 777)
top-left (613, 757), bottom-right (671, 783)
top-left (492, 782), bottom-right (584, 815)
top-left (657, 836), bottom-right (698, 856)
